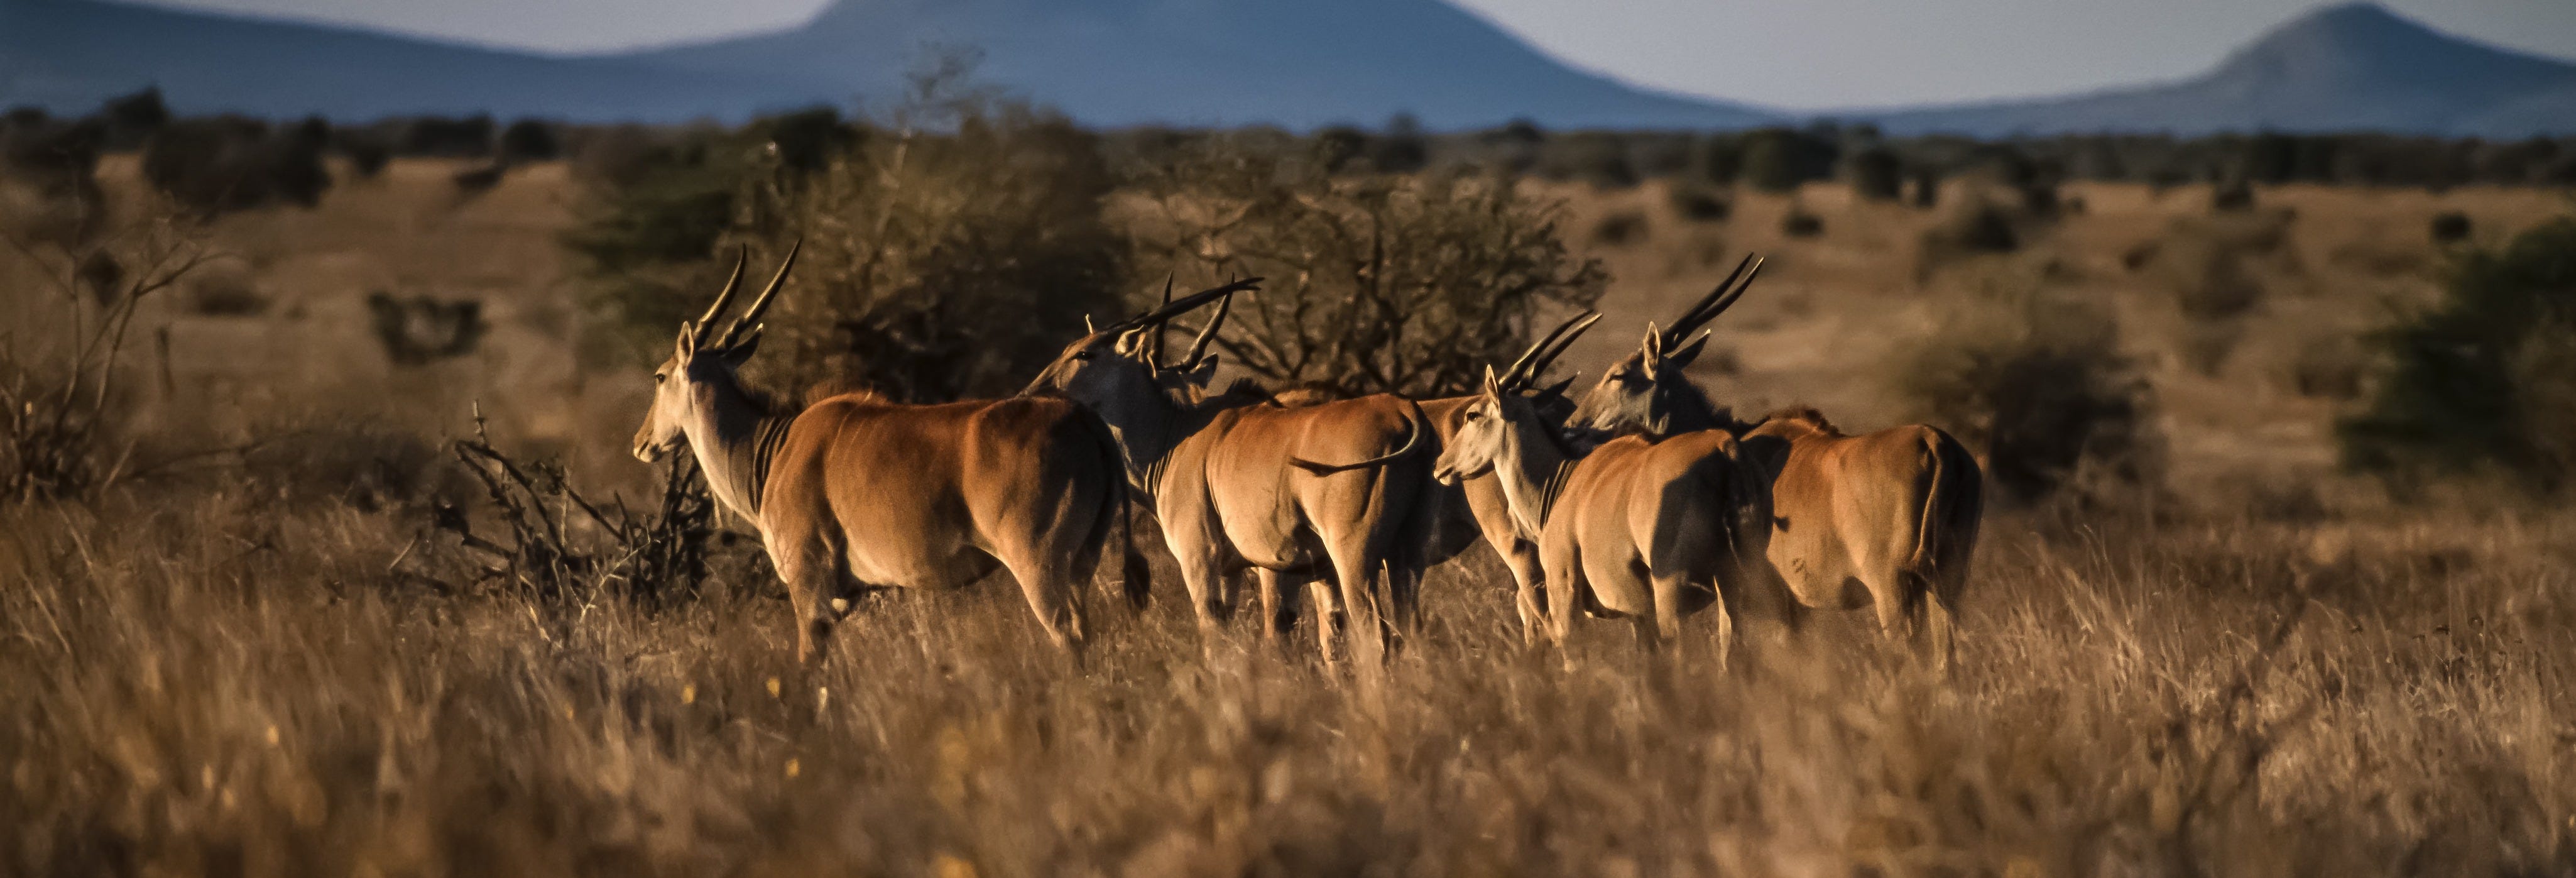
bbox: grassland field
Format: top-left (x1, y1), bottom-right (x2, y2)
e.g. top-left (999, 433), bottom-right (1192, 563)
top-left (3, 157), bottom-right (2572, 875)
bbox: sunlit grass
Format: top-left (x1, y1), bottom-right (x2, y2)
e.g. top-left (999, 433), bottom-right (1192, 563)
top-left (4, 487), bottom-right (2568, 875)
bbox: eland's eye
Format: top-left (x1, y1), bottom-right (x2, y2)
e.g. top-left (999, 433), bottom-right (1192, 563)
top-left (1465, 410), bottom-right (1483, 422)
top-left (653, 372), bottom-right (667, 385)
top-left (1072, 350), bottom-right (1094, 361)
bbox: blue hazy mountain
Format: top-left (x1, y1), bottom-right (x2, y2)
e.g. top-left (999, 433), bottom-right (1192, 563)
top-left (0, 0), bottom-right (1772, 128)
top-left (0, 0), bottom-right (808, 120)
top-left (628, 0), bottom-right (1776, 128)
top-left (4, 0), bottom-right (2572, 134)
top-left (1859, 4), bottom-right (2576, 136)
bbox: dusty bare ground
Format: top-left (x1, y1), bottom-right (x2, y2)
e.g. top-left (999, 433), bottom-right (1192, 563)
top-left (3, 160), bottom-right (2572, 874)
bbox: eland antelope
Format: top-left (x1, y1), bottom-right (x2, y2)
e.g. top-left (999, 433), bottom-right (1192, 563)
top-left (631, 244), bottom-right (1142, 665)
top-left (1137, 302), bottom-right (1601, 647)
top-left (1023, 282), bottom-right (1436, 667)
top-left (1138, 294), bottom-right (1597, 644)
top-left (1433, 366), bottom-right (1772, 661)
top-left (1568, 255), bottom-right (1985, 668)
top-left (1412, 310), bottom-right (1602, 644)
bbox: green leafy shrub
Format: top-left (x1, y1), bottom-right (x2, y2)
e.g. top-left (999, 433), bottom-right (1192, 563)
top-left (97, 87), bottom-right (168, 150)
top-left (1847, 146), bottom-right (1904, 201)
top-left (1592, 210), bottom-right (1648, 246)
top-left (1928, 202), bottom-right (2020, 253)
top-left (1886, 262), bottom-right (2162, 503)
top-left (1372, 114), bottom-right (1430, 175)
top-left (2430, 211), bottom-right (2472, 245)
top-left (0, 114), bottom-right (107, 244)
top-left (1914, 200), bottom-right (2025, 282)
top-left (1667, 184), bottom-right (1731, 222)
top-left (498, 119), bottom-right (560, 163)
top-left (2340, 217), bottom-right (2576, 493)
top-left (400, 116), bottom-right (494, 158)
top-left (1688, 135), bottom-right (1742, 186)
top-left (1740, 128), bottom-right (1835, 193)
top-left (2212, 179), bottom-right (2256, 212)
top-left (1780, 206), bottom-right (1824, 238)
top-left (562, 131), bottom-right (764, 348)
top-left (1541, 131), bottom-right (1638, 190)
top-left (338, 132), bottom-right (393, 180)
top-left (1910, 170), bottom-right (1942, 208)
top-left (1313, 126), bottom-right (1369, 174)
top-left (141, 116), bottom-right (331, 216)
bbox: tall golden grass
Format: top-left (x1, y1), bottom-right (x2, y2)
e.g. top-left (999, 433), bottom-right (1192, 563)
top-left (5, 478), bottom-right (2568, 874)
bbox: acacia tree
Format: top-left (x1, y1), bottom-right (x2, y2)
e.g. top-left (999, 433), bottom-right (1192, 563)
top-left (1130, 134), bottom-right (1605, 398)
top-left (569, 57), bottom-right (1127, 403)
top-left (738, 95), bottom-right (1126, 402)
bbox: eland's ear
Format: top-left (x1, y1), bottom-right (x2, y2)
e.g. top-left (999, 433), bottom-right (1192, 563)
top-left (674, 323), bottom-right (699, 361)
top-left (718, 326), bottom-right (763, 365)
top-left (1175, 354), bottom-right (1221, 390)
top-left (1641, 322), bottom-right (1666, 380)
top-left (1084, 314), bottom-right (1097, 334)
top-left (1482, 364), bottom-right (1505, 398)
top-left (1669, 329), bottom-right (1710, 370)
top-left (1114, 327), bottom-right (1148, 356)
top-left (1537, 374), bottom-right (1578, 401)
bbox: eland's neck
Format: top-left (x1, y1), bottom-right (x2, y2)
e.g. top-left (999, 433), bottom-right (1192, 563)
top-left (679, 378), bottom-right (797, 522)
top-left (1489, 416), bottom-right (1581, 537)
top-left (1089, 385), bottom-right (1250, 507)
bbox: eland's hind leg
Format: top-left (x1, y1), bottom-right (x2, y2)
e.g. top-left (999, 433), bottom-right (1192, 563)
top-left (1919, 586), bottom-right (1955, 674)
top-left (1385, 559), bottom-right (1422, 654)
top-left (997, 550), bottom-right (1089, 654)
top-left (1859, 564), bottom-right (1918, 661)
top-left (1254, 567), bottom-right (1311, 648)
top-left (1901, 568), bottom-right (1958, 676)
top-left (1324, 544), bottom-right (1390, 668)
top-left (1307, 576), bottom-right (1346, 666)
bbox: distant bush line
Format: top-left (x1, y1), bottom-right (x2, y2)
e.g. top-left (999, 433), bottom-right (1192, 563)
top-left (14, 91), bottom-right (2576, 210)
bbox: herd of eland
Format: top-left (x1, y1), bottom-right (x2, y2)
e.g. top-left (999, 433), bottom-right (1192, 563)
top-left (633, 245), bottom-right (1985, 671)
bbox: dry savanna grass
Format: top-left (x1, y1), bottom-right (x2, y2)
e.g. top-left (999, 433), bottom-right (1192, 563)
top-left (4, 158), bottom-right (2574, 875)
top-left (4, 482), bottom-right (2573, 875)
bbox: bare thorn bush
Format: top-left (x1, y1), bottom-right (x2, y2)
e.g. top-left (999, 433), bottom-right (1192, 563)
top-left (1132, 133), bottom-right (1605, 397)
top-left (746, 97), bottom-right (1126, 401)
top-left (429, 410), bottom-right (714, 606)
top-left (2, 216), bottom-right (219, 503)
top-left (572, 60), bottom-right (1124, 402)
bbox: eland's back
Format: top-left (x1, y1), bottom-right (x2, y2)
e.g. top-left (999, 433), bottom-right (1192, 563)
top-left (765, 393), bottom-right (1122, 595)
top-left (1743, 414), bottom-right (1982, 667)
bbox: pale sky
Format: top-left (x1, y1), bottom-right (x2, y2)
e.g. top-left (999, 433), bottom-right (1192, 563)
top-left (137, 0), bottom-right (2576, 110)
